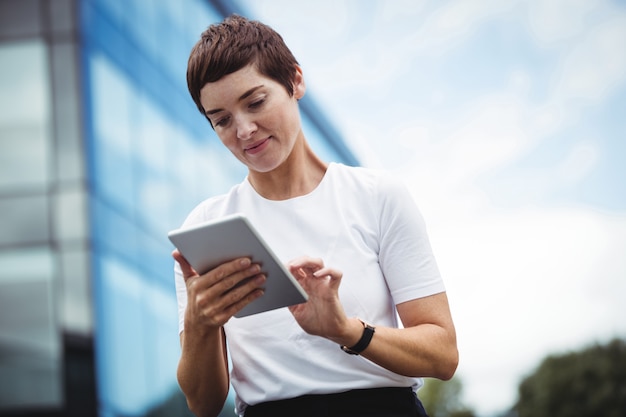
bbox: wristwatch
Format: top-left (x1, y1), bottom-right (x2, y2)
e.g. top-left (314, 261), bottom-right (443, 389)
top-left (340, 319), bottom-right (375, 355)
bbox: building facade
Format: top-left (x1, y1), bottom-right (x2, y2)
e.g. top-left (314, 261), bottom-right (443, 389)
top-left (0, 1), bottom-right (358, 416)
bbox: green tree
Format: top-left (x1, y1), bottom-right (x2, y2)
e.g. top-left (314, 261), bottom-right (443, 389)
top-left (420, 376), bottom-right (476, 417)
top-left (515, 338), bottom-right (626, 417)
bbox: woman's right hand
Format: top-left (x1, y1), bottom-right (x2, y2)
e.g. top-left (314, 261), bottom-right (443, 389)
top-left (173, 250), bottom-right (266, 327)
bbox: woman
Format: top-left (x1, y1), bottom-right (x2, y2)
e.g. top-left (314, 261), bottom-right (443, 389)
top-left (173, 14), bottom-right (458, 417)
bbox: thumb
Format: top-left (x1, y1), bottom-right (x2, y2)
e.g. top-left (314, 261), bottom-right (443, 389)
top-left (172, 249), bottom-right (198, 281)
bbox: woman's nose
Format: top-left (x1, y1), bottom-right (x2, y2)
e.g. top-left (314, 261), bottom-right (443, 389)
top-left (236, 116), bottom-right (257, 140)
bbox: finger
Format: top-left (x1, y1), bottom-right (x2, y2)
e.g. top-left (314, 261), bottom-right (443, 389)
top-left (313, 266), bottom-right (343, 281)
top-left (288, 258), bottom-right (326, 281)
top-left (206, 258), bottom-right (256, 291)
top-left (223, 274), bottom-right (266, 309)
top-left (186, 257), bottom-right (254, 291)
top-left (172, 249), bottom-right (198, 280)
top-left (214, 274), bottom-right (267, 320)
top-left (313, 267), bottom-right (343, 292)
top-left (287, 256), bottom-right (324, 271)
top-left (192, 271), bottom-right (265, 326)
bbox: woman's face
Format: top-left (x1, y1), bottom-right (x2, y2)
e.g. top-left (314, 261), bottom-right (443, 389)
top-left (199, 64), bottom-right (306, 173)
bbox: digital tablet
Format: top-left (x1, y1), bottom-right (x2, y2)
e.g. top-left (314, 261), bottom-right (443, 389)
top-left (168, 213), bottom-right (308, 317)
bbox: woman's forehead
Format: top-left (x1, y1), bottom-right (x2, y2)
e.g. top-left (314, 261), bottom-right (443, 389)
top-left (199, 65), bottom-right (275, 110)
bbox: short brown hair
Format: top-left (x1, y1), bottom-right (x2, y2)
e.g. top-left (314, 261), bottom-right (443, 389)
top-left (187, 15), bottom-right (300, 118)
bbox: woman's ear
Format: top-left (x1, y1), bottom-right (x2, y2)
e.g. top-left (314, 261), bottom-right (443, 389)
top-left (293, 65), bottom-right (306, 100)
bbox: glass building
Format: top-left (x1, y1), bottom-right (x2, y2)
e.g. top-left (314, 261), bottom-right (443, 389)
top-left (0, 1), bottom-right (358, 416)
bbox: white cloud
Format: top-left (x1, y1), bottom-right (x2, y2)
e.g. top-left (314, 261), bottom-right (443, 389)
top-left (556, 142), bottom-right (600, 184)
top-left (375, 4), bottom-right (626, 414)
top-left (393, 83), bottom-right (621, 415)
top-left (400, 0), bottom-right (517, 55)
top-left (390, 91), bottom-right (539, 217)
top-left (247, 0), bottom-right (354, 41)
top-left (552, 16), bottom-right (626, 104)
top-left (429, 205), bottom-right (626, 415)
top-left (378, 0), bottom-right (428, 23)
top-left (526, 0), bottom-right (603, 44)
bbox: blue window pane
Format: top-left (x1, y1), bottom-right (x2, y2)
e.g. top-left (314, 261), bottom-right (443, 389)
top-left (94, 252), bottom-right (181, 417)
top-left (91, 197), bottom-right (138, 259)
top-left (89, 53), bottom-right (135, 212)
top-left (95, 255), bottom-right (149, 416)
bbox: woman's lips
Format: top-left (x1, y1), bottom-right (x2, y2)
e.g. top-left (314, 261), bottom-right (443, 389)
top-left (245, 138), bottom-right (270, 155)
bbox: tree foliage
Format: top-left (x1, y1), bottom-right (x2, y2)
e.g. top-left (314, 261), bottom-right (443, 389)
top-left (420, 376), bottom-right (476, 417)
top-left (514, 338), bottom-right (626, 417)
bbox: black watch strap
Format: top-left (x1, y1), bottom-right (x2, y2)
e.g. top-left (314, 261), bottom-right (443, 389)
top-left (341, 320), bottom-right (375, 355)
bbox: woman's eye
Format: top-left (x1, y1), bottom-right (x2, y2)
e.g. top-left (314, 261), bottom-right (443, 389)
top-left (214, 116), bottom-right (230, 127)
top-left (249, 98), bottom-right (265, 109)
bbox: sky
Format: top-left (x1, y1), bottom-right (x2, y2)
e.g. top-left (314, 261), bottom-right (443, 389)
top-left (237, 1), bottom-right (626, 415)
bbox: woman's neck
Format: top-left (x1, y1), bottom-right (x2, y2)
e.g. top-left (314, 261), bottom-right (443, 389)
top-left (248, 140), bottom-right (328, 201)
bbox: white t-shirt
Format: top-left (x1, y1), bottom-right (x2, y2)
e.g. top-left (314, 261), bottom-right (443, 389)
top-left (174, 163), bottom-right (445, 415)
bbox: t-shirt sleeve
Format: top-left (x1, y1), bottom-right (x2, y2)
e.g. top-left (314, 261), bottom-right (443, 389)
top-left (376, 174), bottom-right (445, 305)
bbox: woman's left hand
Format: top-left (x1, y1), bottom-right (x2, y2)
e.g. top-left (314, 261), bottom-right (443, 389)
top-left (287, 256), bottom-right (352, 340)
top-left (288, 257), bottom-right (459, 380)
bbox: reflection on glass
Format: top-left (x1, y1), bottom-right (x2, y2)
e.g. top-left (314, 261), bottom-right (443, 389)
top-left (0, 247), bottom-right (61, 409)
top-left (0, 41), bottom-right (51, 191)
top-left (0, 195), bottom-right (50, 246)
top-left (0, 39), bottom-right (61, 410)
top-left (58, 248), bottom-right (92, 333)
top-left (90, 53), bottom-right (135, 213)
top-left (51, 40), bottom-right (84, 183)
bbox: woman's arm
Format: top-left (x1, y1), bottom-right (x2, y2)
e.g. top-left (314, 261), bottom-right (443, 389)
top-left (177, 327), bottom-right (229, 417)
top-left (288, 257), bottom-right (458, 380)
top-left (348, 293), bottom-right (458, 379)
top-left (173, 251), bottom-right (266, 417)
